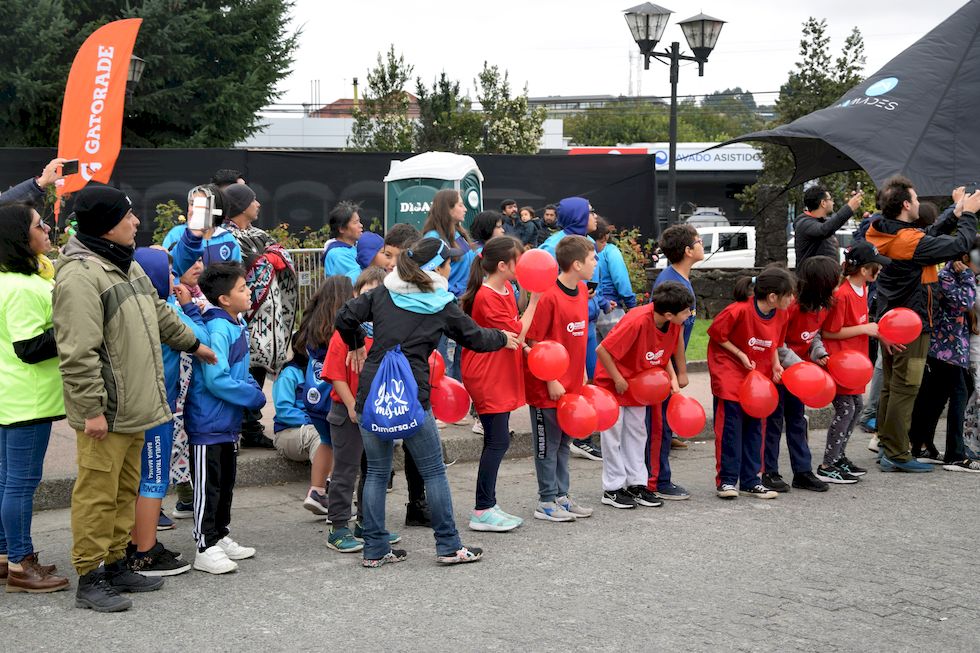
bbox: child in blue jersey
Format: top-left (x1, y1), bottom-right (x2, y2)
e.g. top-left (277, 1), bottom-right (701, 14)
top-left (648, 224), bottom-right (705, 496)
top-left (592, 216), bottom-right (638, 339)
top-left (423, 189), bottom-right (478, 385)
top-left (165, 185), bottom-right (242, 276)
top-left (127, 247), bottom-right (206, 578)
top-left (185, 263), bottom-right (267, 575)
top-left (323, 201), bottom-right (364, 278)
top-left (272, 335), bottom-right (320, 468)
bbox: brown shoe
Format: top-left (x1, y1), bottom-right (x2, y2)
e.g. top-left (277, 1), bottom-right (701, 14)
top-left (0, 559), bottom-right (6, 585)
top-left (25, 552), bottom-right (57, 575)
top-left (5, 558), bottom-right (69, 594)
top-left (670, 436), bottom-right (689, 450)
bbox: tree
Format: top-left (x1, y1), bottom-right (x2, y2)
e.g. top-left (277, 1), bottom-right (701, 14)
top-left (415, 72), bottom-right (483, 152)
top-left (348, 45), bottom-right (416, 152)
top-left (739, 19), bottom-right (870, 215)
top-left (475, 63), bottom-right (546, 154)
top-left (0, 0), bottom-right (299, 148)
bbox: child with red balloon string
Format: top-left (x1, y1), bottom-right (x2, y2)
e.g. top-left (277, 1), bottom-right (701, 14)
top-left (523, 235), bottom-right (596, 522)
top-left (593, 281), bottom-right (693, 509)
top-left (459, 236), bottom-right (541, 532)
top-left (707, 267), bottom-right (795, 500)
top-left (762, 255), bottom-right (840, 494)
top-left (818, 243), bottom-right (890, 483)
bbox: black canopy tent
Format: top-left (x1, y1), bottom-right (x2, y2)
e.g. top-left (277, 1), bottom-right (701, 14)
top-left (717, 0), bottom-right (980, 196)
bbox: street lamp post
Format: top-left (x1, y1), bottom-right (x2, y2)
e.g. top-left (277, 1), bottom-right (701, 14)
top-left (126, 55), bottom-right (145, 101)
top-left (623, 4), bottom-right (725, 231)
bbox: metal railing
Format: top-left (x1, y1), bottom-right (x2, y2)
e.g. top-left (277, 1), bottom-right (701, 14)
top-left (287, 248), bottom-right (326, 316)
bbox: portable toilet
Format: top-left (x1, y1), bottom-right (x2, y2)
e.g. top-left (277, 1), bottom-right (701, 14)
top-left (383, 152), bottom-right (484, 231)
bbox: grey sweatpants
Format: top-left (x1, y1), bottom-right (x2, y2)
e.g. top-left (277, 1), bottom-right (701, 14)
top-left (824, 394), bottom-right (864, 466)
top-left (326, 403), bottom-right (363, 527)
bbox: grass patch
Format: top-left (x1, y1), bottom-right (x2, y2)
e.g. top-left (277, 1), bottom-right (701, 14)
top-left (687, 318), bottom-right (710, 361)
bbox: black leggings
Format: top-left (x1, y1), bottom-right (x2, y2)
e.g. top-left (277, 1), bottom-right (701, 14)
top-left (475, 413), bottom-right (512, 510)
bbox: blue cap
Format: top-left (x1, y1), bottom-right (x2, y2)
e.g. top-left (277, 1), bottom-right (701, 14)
top-left (356, 231), bottom-right (385, 269)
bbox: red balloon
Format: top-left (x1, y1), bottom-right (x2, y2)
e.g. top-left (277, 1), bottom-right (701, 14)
top-left (801, 370), bottom-right (836, 408)
top-left (628, 367), bottom-right (671, 405)
top-left (430, 377), bottom-right (471, 424)
top-left (428, 350), bottom-right (445, 386)
top-left (666, 393), bottom-right (706, 438)
top-left (782, 362), bottom-right (828, 401)
top-left (878, 307), bottom-right (922, 345)
top-left (579, 384), bottom-right (620, 432)
top-left (738, 370), bottom-right (779, 418)
top-left (556, 393), bottom-right (598, 439)
top-left (516, 249), bottom-right (559, 293)
top-left (827, 350), bottom-right (874, 389)
top-left (527, 340), bottom-right (570, 381)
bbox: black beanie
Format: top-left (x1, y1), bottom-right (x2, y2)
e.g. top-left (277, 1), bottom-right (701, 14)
top-left (73, 186), bottom-right (133, 237)
top-left (223, 183), bottom-right (256, 218)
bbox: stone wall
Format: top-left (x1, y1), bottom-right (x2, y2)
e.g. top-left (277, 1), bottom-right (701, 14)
top-left (647, 267), bottom-right (762, 319)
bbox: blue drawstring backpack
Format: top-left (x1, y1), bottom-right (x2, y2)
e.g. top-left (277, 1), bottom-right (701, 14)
top-left (303, 353), bottom-right (333, 420)
top-left (360, 345), bottom-right (426, 440)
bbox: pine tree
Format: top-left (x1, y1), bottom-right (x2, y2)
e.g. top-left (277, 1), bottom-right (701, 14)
top-left (414, 72), bottom-right (483, 153)
top-left (348, 45), bottom-right (416, 152)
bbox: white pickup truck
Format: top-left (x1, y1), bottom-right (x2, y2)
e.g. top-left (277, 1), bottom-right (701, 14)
top-left (654, 225), bottom-right (856, 269)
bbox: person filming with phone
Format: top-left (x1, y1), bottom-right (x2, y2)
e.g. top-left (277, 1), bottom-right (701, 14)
top-left (0, 158), bottom-right (70, 205)
top-left (795, 185), bottom-right (865, 266)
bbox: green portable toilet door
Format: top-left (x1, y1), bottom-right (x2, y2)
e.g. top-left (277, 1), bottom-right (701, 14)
top-left (460, 173), bottom-right (483, 225)
top-left (390, 183), bottom-right (439, 231)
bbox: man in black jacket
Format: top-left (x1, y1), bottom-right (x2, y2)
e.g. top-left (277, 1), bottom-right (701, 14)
top-left (794, 185), bottom-right (864, 265)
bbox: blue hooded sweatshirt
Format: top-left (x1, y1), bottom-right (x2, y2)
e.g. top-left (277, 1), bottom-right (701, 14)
top-left (272, 360), bottom-right (311, 432)
top-left (165, 224), bottom-right (242, 277)
top-left (539, 197), bottom-right (603, 319)
top-left (597, 242), bottom-right (637, 309)
top-left (323, 239), bottom-right (360, 279)
top-left (185, 308), bottom-right (266, 445)
top-left (133, 248), bottom-right (207, 410)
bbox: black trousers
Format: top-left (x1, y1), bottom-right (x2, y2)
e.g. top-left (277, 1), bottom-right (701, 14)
top-left (191, 441), bottom-right (237, 552)
top-left (241, 367), bottom-right (267, 439)
top-left (403, 445), bottom-right (425, 503)
top-left (909, 357), bottom-right (969, 462)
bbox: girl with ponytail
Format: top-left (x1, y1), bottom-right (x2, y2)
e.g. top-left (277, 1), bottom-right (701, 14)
top-left (460, 236), bottom-right (540, 532)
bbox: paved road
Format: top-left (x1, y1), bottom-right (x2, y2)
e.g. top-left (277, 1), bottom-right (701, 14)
top-left (6, 440), bottom-right (978, 652)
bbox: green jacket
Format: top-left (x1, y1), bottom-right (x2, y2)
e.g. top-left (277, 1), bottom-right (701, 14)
top-left (52, 237), bottom-right (199, 434)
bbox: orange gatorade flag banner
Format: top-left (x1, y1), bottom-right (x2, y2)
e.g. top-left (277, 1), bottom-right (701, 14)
top-left (57, 18), bottom-right (142, 200)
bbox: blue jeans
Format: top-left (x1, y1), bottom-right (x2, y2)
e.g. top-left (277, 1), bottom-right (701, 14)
top-left (764, 386), bottom-right (813, 474)
top-left (437, 335), bottom-right (462, 382)
top-left (860, 355), bottom-right (884, 424)
top-left (713, 398), bottom-right (763, 489)
top-left (586, 323), bottom-right (598, 380)
top-left (0, 422), bottom-right (52, 562)
top-left (359, 411), bottom-right (461, 559)
top-left (529, 407), bottom-right (571, 502)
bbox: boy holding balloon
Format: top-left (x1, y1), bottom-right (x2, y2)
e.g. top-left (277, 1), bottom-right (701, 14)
top-left (594, 282), bottom-right (694, 509)
top-left (524, 235), bottom-right (596, 522)
top-left (707, 267), bottom-right (796, 500)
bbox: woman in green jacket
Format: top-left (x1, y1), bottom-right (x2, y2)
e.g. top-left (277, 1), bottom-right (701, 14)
top-left (0, 203), bottom-right (68, 593)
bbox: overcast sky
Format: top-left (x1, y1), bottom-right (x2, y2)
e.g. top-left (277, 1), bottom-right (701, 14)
top-left (274, 0), bottom-right (969, 110)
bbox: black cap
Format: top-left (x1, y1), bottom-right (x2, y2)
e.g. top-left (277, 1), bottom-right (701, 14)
top-left (72, 185), bottom-right (132, 236)
top-left (845, 241), bottom-right (890, 267)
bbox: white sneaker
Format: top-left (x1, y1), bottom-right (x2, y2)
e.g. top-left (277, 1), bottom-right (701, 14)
top-left (556, 495), bottom-right (593, 518)
top-left (217, 536), bottom-right (255, 560)
top-left (716, 483), bottom-right (739, 499)
top-left (533, 501), bottom-right (577, 522)
top-left (193, 545), bottom-right (238, 574)
top-left (435, 419), bottom-right (448, 429)
top-left (471, 420), bottom-right (484, 435)
top-left (868, 436), bottom-right (879, 453)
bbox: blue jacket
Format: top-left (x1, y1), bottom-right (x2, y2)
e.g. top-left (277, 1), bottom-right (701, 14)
top-left (165, 224), bottom-right (242, 277)
top-left (0, 178), bottom-right (44, 206)
top-left (323, 240), bottom-right (360, 280)
top-left (596, 243), bottom-right (637, 309)
top-left (423, 229), bottom-right (477, 297)
top-left (185, 308), bottom-right (266, 445)
top-left (272, 361), bottom-right (311, 432)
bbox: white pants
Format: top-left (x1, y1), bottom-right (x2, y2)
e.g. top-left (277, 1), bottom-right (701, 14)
top-left (600, 406), bottom-right (648, 491)
top-left (272, 424), bottom-right (319, 464)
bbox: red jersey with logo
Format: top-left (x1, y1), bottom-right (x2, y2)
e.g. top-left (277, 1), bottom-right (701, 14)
top-left (823, 281), bottom-right (869, 395)
top-left (461, 284), bottom-right (525, 414)
top-left (707, 299), bottom-right (788, 401)
top-left (524, 280), bottom-right (589, 409)
top-left (782, 302), bottom-right (829, 360)
top-left (324, 330), bottom-right (374, 403)
top-left (595, 303), bottom-right (681, 407)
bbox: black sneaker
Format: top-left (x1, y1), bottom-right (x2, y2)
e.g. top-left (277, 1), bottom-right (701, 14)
top-left (836, 456), bottom-right (867, 476)
top-left (761, 471), bottom-right (790, 493)
top-left (240, 433), bottom-right (275, 449)
top-left (739, 484), bottom-right (778, 499)
top-left (104, 559), bottom-right (165, 593)
top-left (791, 471), bottom-right (829, 492)
top-left (816, 464), bottom-right (859, 484)
top-left (601, 489), bottom-right (636, 509)
top-left (626, 485), bottom-right (664, 507)
top-left (387, 470), bottom-right (394, 493)
top-left (129, 542), bottom-right (191, 577)
top-left (75, 568), bottom-right (132, 612)
top-left (171, 500), bottom-right (194, 519)
top-left (405, 499), bottom-right (432, 527)
top-left (570, 437), bottom-right (602, 461)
